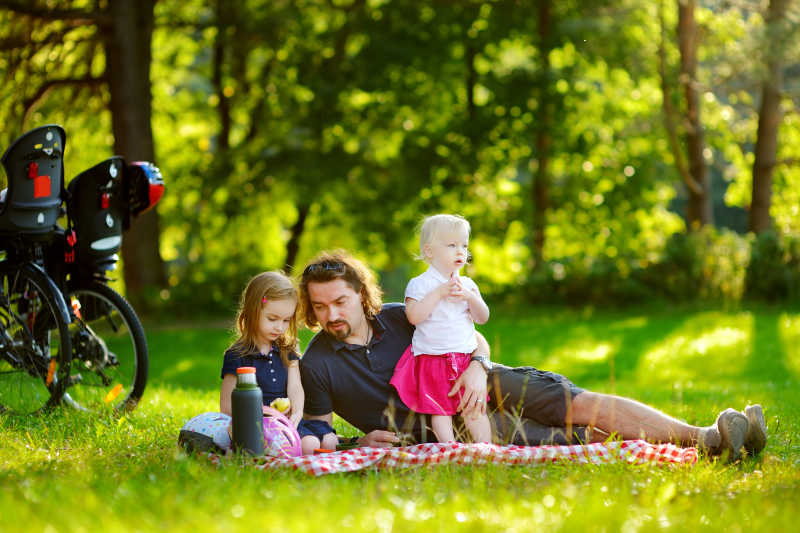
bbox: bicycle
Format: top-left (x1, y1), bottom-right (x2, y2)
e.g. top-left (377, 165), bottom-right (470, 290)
top-left (48, 156), bottom-right (164, 412)
top-left (0, 125), bottom-right (73, 415)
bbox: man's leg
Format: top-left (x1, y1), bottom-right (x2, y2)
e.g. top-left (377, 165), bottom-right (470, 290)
top-left (488, 364), bottom-right (748, 459)
top-left (571, 391), bottom-right (748, 459)
top-left (570, 391), bottom-right (707, 444)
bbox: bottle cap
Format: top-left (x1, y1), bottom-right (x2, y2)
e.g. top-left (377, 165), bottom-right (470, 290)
top-left (236, 367), bottom-right (256, 374)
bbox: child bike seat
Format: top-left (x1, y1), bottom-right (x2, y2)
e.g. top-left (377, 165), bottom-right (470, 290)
top-left (0, 125), bottom-right (66, 237)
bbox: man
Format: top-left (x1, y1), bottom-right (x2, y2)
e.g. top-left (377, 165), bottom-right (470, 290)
top-left (298, 250), bottom-right (767, 461)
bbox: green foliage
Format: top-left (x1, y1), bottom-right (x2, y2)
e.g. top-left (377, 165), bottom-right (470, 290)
top-left (745, 230), bottom-right (800, 302)
top-left (2, 0), bottom-right (800, 312)
top-left (523, 226), bottom-right (800, 305)
top-left (2, 306), bottom-right (800, 531)
top-left (648, 227), bottom-right (751, 302)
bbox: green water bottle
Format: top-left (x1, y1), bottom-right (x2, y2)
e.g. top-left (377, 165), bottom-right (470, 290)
top-left (231, 367), bottom-right (264, 455)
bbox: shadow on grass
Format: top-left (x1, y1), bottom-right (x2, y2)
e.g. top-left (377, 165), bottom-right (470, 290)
top-left (480, 307), bottom-right (690, 389)
top-left (746, 308), bottom-right (790, 382)
top-left (146, 328), bottom-right (232, 390)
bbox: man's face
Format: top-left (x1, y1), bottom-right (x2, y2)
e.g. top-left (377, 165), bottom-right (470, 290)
top-left (307, 278), bottom-right (365, 342)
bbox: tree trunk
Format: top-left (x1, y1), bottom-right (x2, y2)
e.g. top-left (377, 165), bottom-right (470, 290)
top-left (678, 0), bottom-right (712, 229)
top-left (749, 0), bottom-right (788, 234)
top-left (284, 202), bottom-right (311, 274)
top-left (532, 0), bottom-right (553, 268)
top-left (103, 0), bottom-right (167, 311)
top-left (213, 0), bottom-right (232, 154)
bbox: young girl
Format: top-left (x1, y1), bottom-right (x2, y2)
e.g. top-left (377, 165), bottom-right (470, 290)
top-left (390, 214), bottom-right (492, 443)
top-left (220, 271), bottom-right (338, 455)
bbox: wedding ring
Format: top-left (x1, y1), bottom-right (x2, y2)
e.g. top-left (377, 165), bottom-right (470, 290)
top-left (476, 399), bottom-right (484, 404)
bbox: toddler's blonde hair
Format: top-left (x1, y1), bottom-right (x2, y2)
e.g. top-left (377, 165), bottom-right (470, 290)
top-left (418, 214), bottom-right (471, 261)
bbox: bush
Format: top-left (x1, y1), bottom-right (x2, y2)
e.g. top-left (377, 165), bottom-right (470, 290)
top-left (520, 226), bottom-right (800, 305)
top-left (745, 230), bottom-right (800, 301)
top-left (644, 227), bottom-right (750, 302)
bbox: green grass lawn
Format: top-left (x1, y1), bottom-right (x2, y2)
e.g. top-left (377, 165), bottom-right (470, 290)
top-left (2, 305), bottom-right (799, 532)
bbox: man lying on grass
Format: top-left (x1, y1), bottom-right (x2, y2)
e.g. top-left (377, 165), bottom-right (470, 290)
top-left (298, 250), bottom-right (767, 462)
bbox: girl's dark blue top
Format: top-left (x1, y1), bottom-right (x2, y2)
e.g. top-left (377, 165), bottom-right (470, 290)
top-left (221, 346), bottom-right (299, 406)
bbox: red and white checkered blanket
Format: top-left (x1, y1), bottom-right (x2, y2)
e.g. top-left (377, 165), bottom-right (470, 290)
top-left (211, 440), bottom-right (697, 476)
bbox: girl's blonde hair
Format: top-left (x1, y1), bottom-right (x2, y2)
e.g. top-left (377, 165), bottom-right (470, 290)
top-left (418, 214), bottom-right (471, 261)
top-left (229, 271), bottom-right (298, 367)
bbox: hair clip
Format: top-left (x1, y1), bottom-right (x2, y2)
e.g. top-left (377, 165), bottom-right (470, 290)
top-left (261, 296), bottom-right (268, 304)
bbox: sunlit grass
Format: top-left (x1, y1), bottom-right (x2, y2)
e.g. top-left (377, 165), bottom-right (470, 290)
top-left (637, 313), bottom-right (752, 386)
top-left (2, 305), bottom-right (799, 532)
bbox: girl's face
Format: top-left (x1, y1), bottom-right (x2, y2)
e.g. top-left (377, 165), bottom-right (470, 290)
top-left (424, 227), bottom-right (469, 277)
top-left (255, 298), bottom-right (297, 347)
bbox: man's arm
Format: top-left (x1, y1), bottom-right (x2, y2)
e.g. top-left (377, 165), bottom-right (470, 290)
top-left (447, 331), bottom-right (490, 414)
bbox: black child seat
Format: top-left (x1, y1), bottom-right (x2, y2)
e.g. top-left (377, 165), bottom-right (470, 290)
top-left (65, 157), bottom-right (163, 271)
top-left (66, 157), bottom-right (126, 268)
top-left (0, 125), bottom-right (66, 239)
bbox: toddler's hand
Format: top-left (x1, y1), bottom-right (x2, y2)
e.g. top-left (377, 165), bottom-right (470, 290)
top-left (447, 272), bottom-right (466, 300)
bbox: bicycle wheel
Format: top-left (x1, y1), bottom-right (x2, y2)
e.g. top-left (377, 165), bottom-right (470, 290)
top-left (0, 263), bottom-right (72, 414)
top-left (62, 281), bottom-right (148, 412)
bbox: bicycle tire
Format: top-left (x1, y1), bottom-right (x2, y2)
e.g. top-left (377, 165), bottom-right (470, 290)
top-left (61, 281), bottom-right (148, 412)
top-left (0, 263), bottom-right (72, 414)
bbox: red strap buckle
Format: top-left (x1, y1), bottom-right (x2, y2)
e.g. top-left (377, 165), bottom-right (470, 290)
top-left (65, 230), bottom-right (77, 263)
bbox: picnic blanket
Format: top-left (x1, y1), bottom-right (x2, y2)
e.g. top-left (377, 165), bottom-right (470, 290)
top-left (209, 440), bottom-right (698, 476)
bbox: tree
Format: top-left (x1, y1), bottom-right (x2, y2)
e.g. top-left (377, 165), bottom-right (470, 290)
top-left (103, 0), bottom-right (167, 309)
top-left (749, 0), bottom-right (790, 233)
top-left (531, 0), bottom-right (555, 268)
top-left (660, 0), bottom-right (714, 231)
top-left (0, 0), bottom-right (167, 310)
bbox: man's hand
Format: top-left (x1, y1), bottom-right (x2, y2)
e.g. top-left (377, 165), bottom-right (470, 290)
top-left (448, 361), bottom-right (488, 415)
top-left (358, 430), bottom-right (399, 448)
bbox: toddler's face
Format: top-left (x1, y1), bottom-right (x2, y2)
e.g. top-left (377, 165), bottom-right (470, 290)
top-left (425, 227), bottom-right (469, 276)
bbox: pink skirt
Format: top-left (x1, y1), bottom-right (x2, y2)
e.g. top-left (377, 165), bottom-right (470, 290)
top-left (390, 345), bottom-right (471, 415)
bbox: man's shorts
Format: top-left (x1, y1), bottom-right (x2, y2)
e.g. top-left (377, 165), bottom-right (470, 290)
top-left (486, 364), bottom-right (585, 445)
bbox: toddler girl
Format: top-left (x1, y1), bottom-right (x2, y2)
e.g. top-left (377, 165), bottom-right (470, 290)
top-left (220, 271), bottom-right (338, 454)
top-left (390, 214), bottom-right (492, 443)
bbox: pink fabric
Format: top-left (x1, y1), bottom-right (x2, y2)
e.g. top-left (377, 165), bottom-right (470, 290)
top-left (389, 345), bottom-right (471, 415)
top-left (206, 441), bottom-right (698, 476)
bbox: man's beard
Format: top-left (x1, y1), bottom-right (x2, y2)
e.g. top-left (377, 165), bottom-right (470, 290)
top-left (325, 320), bottom-right (352, 341)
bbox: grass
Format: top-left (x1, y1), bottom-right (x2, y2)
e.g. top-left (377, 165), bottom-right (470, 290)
top-left (2, 304), bottom-right (800, 532)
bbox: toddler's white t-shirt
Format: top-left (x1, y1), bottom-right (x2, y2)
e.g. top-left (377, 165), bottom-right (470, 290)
top-left (405, 267), bottom-right (480, 355)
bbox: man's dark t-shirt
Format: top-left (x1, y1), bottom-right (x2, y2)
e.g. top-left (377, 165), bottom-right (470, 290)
top-left (301, 304), bottom-right (428, 438)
